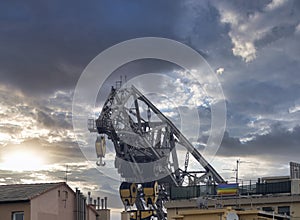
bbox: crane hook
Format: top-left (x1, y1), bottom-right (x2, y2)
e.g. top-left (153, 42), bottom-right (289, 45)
top-left (95, 135), bottom-right (106, 166)
top-left (96, 157), bottom-right (106, 166)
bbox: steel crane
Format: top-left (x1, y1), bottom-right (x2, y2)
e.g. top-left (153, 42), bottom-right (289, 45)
top-left (88, 84), bottom-right (224, 219)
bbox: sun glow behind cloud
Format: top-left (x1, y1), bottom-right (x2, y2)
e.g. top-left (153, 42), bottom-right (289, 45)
top-left (0, 150), bottom-right (46, 172)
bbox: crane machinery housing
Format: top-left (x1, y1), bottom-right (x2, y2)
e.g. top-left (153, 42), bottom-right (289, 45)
top-left (88, 83), bottom-right (225, 220)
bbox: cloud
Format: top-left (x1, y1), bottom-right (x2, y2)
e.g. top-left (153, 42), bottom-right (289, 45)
top-left (175, 0), bottom-right (233, 66)
top-left (295, 23), bottom-right (300, 36)
top-left (213, 0), bottom-right (299, 62)
top-left (255, 24), bottom-right (297, 48)
top-left (217, 123), bottom-right (300, 160)
top-left (289, 104), bottom-right (300, 113)
top-left (0, 0), bottom-right (184, 95)
top-left (0, 84), bottom-right (81, 162)
top-left (265, 0), bottom-right (289, 11)
top-left (216, 67), bottom-right (224, 75)
top-left (216, 2), bottom-right (260, 62)
top-left (0, 0), bottom-right (299, 204)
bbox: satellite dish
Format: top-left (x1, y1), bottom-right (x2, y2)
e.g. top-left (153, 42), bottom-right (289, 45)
top-left (227, 212), bottom-right (239, 220)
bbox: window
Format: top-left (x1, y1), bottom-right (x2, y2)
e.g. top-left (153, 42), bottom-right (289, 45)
top-left (262, 207), bottom-right (274, 212)
top-left (12, 212), bottom-right (24, 220)
top-left (64, 190), bottom-right (68, 199)
top-left (278, 206), bottom-right (290, 216)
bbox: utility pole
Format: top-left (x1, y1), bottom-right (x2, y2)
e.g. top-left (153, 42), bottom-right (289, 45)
top-left (236, 159), bottom-right (252, 185)
top-left (236, 159), bottom-right (239, 185)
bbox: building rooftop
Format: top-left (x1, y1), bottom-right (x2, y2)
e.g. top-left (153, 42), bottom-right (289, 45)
top-left (166, 193), bottom-right (300, 209)
top-left (261, 176), bottom-right (290, 182)
top-left (0, 182), bottom-right (66, 203)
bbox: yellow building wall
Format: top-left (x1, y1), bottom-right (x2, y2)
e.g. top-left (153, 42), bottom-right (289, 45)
top-left (167, 194), bottom-right (300, 219)
top-left (183, 213), bottom-right (224, 220)
top-left (290, 202), bottom-right (300, 219)
top-left (170, 208), bottom-right (276, 220)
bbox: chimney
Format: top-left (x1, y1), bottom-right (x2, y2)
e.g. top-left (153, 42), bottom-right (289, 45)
top-left (96, 197), bottom-right (111, 220)
top-left (104, 197), bottom-right (107, 209)
top-left (97, 197), bottom-right (100, 210)
top-left (88, 192), bottom-right (91, 204)
top-left (75, 188), bottom-right (79, 220)
top-left (101, 198), bottom-right (104, 210)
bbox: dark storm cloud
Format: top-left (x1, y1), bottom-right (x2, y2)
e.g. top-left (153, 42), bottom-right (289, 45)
top-left (0, 85), bottom-right (73, 138)
top-left (0, 0), bottom-right (184, 95)
top-left (226, 80), bottom-right (300, 115)
top-left (174, 0), bottom-right (233, 67)
top-left (212, 0), bottom-right (300, 138)
top-left (217, 123), bottom-right (300, 158)
top-left (255, 24), bottom-right (298, 48)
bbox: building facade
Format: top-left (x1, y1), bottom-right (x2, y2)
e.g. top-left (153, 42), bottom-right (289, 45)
top-left (166, 194), bottom-right (300, 219)
top-left (0, 182), bottom-right (106, 220)
top-left (169, 207), bottom-right (290, 220)
top-left (166, 175), bottom-right (300, 220)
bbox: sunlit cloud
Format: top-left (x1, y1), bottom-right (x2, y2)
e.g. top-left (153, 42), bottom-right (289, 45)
top-left (215, 0), bottom-right (296, 62)
top-left (216, 67), bottom-right (224, 75)
top-left (265, 0), bottom-right (288, 11)
top-left (0, 150), bottom-right (46, 172)
top-left (289, 105), bottom-right (300, 113)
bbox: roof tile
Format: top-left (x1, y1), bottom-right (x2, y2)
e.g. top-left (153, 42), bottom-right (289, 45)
top-left (0, 182), bottom-right (64, 202)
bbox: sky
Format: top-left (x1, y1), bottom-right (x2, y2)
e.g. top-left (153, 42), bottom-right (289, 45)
top-left (0, 0), bottom-right (300, 216)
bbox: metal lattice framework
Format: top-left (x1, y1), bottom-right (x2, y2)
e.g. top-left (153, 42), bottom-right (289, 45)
top-left (89, 85), bottom-right (224, 219)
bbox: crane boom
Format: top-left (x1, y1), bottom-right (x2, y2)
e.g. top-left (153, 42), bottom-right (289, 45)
top-left (131, 86), bottom-right (224, 183)
top-left (89, 85), bottom-right (224, 219)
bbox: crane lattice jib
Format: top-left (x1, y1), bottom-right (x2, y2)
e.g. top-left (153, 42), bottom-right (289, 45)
top-left (90, 85), bottom-right (225, 220)
top-left (94, 85), bottom-right (224, 184)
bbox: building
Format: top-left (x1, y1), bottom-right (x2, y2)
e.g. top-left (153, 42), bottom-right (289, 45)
top-left (166, 163), bottom-right (300, 220)
top-left (0, 182), bottom-right (110, 220)
top-left (169, 206), bottom-right (290, 220)
top-left (166, 193), bottom-right (299, 219)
